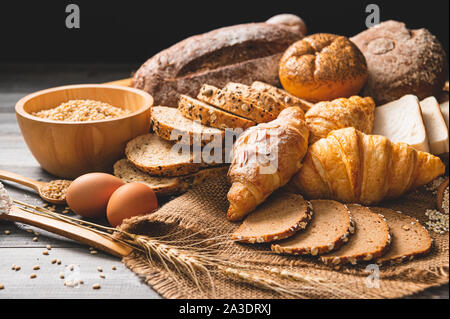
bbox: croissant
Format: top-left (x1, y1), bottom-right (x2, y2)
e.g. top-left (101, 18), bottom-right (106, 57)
top-left (306, 96), bottom-right (375, 144)
top-left (227, 107), bottom-right (309, 221)
top-left (288, 127), bottom-right (445, 204)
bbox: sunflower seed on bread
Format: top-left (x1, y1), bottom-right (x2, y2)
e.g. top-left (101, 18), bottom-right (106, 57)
top-left (151, 106), bottom-right (224, 146)
top-left (223, 82), bottom-right (286, 116)
top-left (178, 95), bottom-right (255, 131)
top-left (114, 159), bottom-right (228, 196)
top-left (232, 191), bottom-right (313, 244)
top-left (320, 205), bottom-right (391, 266)
top-left (251, 81), bottom-right (314, 112)
top-left (271, 200), bottom-right (353, 256)
top-left (371, 207), bottom-right (432, 266)
top-left (126, 134), bottom-right (221, 177)
top-left (197, 84), bottom-right (275, 123)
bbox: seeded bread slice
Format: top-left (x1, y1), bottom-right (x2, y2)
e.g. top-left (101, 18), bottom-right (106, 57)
top-left (251, 81), bottom-right (314, 112)
top-left (320, 205), bottom-right (391, 266)
top-left (126, 134), bottom-right (204, 176)
top-left (223, 82), bottom-right (286, 116)
top-left (232, 192), bottom-right (313, 244)
top-left (178, 95), bottom-right (255, 130)
top-left (371, 207), bottom-right (432, 266)
top-left (151, 106), bottom-right (224, 145)
top-left (114, 159), bottom-right (228, 196)
top-left (271, 200), bottom-right (354, 256)
top-left (197, 84), bottom-right (275, 123)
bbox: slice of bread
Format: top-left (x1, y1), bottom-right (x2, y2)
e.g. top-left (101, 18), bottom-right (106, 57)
top-left (373, 95), bottom-right (430, 152)
top-left (419, 97), bottom-right (449, 155)
top-left (151, 106), bottom-right (224, 146)
top-left (197, 84), bottom-right (275, 123)
top-left (126, 134), bottom-right (203, 177)
top-left (223, 82), bottom-right (286, 116)
top-left (251, 81), bottom-right (314, 112)
top-left (232, 191), bottom-right (313, 244)
top-left (319, 205), bottom-right (391, 265)
top-left (440, 101), bottom-right (449, 128)
top-left (371, 207), bottom-right (432, 266)
top-left (114, 159), bottom-right (228, 196)
top-left (178, 95), bottom-right (255, 130)
top-left (271, 200), bottom-right (354, 256)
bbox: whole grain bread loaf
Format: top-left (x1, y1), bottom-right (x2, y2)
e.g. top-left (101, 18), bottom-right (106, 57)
top-left (132, 17), bottom-right (305, 106)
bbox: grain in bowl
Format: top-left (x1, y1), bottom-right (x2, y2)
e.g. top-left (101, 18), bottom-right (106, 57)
top-left (32, 99), bottom-right (130, 122)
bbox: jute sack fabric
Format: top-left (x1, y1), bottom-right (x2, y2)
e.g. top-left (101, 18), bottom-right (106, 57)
top-left (118, 174), bottom-right (448, 299)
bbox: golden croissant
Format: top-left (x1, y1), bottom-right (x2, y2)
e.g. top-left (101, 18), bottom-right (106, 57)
top-left (288, 127), bottom-right (445, 204)
top-left (306, 96), bottom-right (375, 144)
top-left (227, 107), bottom-right (309, 221)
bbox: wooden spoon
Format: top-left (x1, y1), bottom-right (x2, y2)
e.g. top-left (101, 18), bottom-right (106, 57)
top-left (437, 177), bottom-right (449, 214)
top-left (1, 205), bottom-right (133, 257)
top-left (0, 169), bottom-right (68, 205)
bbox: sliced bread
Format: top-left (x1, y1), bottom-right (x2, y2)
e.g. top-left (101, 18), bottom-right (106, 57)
top-left (372, 95), bottom-right (430, 153)
top-left (232, 192), bottom-right (313, 244)
top-left (440, 101), bottom-right (449, 128)
top-left (223, 82), bottom-right (286, 116)
top-left (126, 134), bottom-right (203, 177)
top-left (178, 95), bottom-right (255, 130)
top-left (197, 84), bottom-right (275, 123)
top-left (114, 159), bottom-right (228, 196)
top-left (151, 106), bottom-right (224, 145)
top-left (319, 205), bottom-right (391, 266)
top-left (251, 81), bottom-right (314, 112)
top-left (271, 200), bottom-right (354, 256)
top-left (371, 207), bottom-right (432, 266)
top-left (419, 97), bottom-right (449, 155)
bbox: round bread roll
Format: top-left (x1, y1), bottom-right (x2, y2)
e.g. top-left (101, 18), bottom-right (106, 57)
top-left (266, 14), bottom-right (307, 35)
top-left (279, 33), bottom-right (368, 102)
top-left (351, 20), bottom-right (447, 105)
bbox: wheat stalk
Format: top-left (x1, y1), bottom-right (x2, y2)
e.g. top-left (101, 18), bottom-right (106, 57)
top-left (12, 200), bottom-right (364, 298)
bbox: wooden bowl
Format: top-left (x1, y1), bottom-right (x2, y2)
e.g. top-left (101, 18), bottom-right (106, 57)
top-left (15, 84), bottom-right (153, 179)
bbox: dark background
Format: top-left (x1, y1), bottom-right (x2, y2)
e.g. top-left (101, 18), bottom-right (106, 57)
top-left (0, 0), bottom-right (448, 64)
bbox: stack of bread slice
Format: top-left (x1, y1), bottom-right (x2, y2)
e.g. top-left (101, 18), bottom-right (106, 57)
top-left (233, 191), bottom-right (432, 267)
top-left (373, 94), bottom-right (449, 156)
top-left (116, 81), bottom-right (311, 196)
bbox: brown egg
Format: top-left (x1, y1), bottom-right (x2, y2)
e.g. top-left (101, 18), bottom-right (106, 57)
top-left (106, 183), bottom-right (158, 227)
top-left (66, 173), bottom-right (125, 219)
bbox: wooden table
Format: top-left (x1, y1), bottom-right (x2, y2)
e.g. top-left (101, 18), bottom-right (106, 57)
top-left (0, 63), bottom-right (447, 299)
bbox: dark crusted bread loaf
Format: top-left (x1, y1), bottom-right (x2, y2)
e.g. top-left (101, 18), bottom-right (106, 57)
top-left (351, 20), bottom-right (447, 104)
top-left (133, 16), bottom-right (305, 106)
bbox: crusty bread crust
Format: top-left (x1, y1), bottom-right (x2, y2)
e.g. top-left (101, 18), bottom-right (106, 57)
top-left (151, 106), bottom-right (224, 146)
top-left (178, 95), bottom-right (255, 130)
top-left (197, 84), bottom-right (275, 123)
top-left (133, 21), bottom-right (304, 106)
top-left (114, 159), bottom-right (228, 196)
top-left (272, 200), bottom-right (354, 256)
top-left (279, 33), bottom-right (368, 102)
top-left (232, 192), bottom-right (313, 243)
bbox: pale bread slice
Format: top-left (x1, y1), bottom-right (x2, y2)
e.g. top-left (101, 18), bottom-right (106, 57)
top-left (151, 106), bottom-right (224, 145)
top-left (271, 200), bottom-right (354, 256)
top-left (419, 97), bottom-right (449, 155)
top-left (440, 101), bottom-right (449, 128)
top-left (223, 82), bottom-right (286, 116)
top-left (197, 84), bottom-right (275, 123)
top-left (232, 192), bottom-right (313, 244)
top-left (178, 95), bottom-right (255, 130)
top-left (319, 205), bottom-right (391, 266)
top-left (126, 134), bottom-right (210, 177)
top-left (370, 207), bottom-right (432, 266)
top-left (114, 159), bottom-right (228, 196)
top-left (251, 81), bottom-right (314, 112)
top-left (373, 95), bottom-right (430, 153)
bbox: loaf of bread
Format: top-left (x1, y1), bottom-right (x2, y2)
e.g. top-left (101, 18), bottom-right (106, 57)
top-left (132, 16), bottom-right (305, 106)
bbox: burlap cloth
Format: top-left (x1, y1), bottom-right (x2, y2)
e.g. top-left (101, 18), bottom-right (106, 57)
top-left (118, 174), bottom-right (449, 299)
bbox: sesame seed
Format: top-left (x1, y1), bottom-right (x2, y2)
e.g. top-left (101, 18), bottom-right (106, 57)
top-left (30, 273), bottom-right (37, 279)
top-left (92, 283), bottom-right (101, 290)
top-left (33, 265), bottom-right (40, 270)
